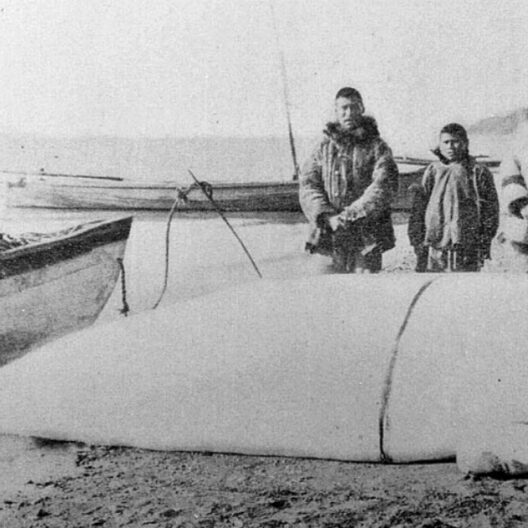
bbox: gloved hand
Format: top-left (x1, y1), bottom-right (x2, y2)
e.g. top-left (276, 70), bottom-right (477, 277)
top-left (325, 206), bottom-right (366, 232)
top-left (327, 214), bottom-right (347, 232)
top-left (342, 205), bottom-right (367, 224)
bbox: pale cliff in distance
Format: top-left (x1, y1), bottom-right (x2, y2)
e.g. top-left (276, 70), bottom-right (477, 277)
top-left (469, 108), bottom-right (528, 137)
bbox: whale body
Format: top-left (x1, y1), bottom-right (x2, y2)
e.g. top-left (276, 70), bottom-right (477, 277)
top-left (0, 274), bottom-right (526, 474)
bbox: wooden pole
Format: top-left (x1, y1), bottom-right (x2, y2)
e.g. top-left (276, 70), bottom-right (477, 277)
top-left (268, 0), bottom-right (299, 181)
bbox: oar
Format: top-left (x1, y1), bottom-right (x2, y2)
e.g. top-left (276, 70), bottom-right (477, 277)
top-left (394, 156), bottom-right (433, 166)
top-left (0, 169), bottom-right (124, 182)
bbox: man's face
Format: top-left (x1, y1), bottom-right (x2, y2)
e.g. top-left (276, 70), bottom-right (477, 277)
top-left (439, 133), bottom-right (466, 162)
top-left (335, 96), bottom-right (364, 130)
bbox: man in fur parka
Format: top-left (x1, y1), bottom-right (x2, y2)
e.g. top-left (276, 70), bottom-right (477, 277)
top-left (299, 87), bottom-right (398, 272)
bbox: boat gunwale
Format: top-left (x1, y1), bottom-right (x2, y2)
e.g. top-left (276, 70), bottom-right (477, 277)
top-left (8, 178), bottom-right (300, 191)
top-left (0, 216), bottom-right (133, 279)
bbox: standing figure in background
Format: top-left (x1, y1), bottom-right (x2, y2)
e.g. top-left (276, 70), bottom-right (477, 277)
top-left (407, 182), bottom-right (429, 272)
top-left (299, 87), bottom-right (398, 273)
top-left (408, 123), bottom-right (499, 272)
top-left (497, 125), bottom-right (528, 268)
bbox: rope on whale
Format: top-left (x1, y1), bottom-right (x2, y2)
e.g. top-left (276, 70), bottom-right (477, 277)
top-left (378, 277), bottom-right (439, 462)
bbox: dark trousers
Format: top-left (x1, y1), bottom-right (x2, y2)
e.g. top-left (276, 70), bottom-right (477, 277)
top-left (332, 238), bottom-right (382, 273)
top-left (414, 246), bottom-right (429, 272)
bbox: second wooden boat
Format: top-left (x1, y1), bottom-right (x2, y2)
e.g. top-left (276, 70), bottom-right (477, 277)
top-left (0, 215), bottom-right (133, 365)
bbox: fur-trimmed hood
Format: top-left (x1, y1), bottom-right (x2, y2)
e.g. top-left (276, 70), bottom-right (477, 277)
top-left (323, 116), bottom-right (380, 145)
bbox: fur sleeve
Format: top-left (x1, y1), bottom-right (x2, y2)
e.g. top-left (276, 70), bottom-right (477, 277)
top-left (477, 165), bottom-right (499, 244)
top-left (299, 140), bottom-right (337, 225)
top-left (406, 164), bottom-right (434, 247)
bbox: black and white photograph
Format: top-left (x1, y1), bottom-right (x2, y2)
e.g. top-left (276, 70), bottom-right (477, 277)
top-left (0, 1), bottom-right (528, 526)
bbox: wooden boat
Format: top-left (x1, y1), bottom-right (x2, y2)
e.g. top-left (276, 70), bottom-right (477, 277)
top-left (0, 215), bottom-right (133, 365)
top-left (3, 170), bottom-right (419, 212)
top-left (1, 156), bottom-right (499, 213)
top-left (4, 172), bottom-right (301, 212)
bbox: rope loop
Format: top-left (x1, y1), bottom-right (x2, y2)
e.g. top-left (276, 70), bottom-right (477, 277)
top-left (198, 181), bottom-right (213, 200)
top-left (116, 257), bottom-right (130, 317)
top-left (175, 185), bottom-right (191, 204)
top-left (176, 181), bottom-right (212, 204)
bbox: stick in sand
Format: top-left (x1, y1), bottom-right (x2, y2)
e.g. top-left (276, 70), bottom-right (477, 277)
top-left (188, 170), bottom-right (263, 279)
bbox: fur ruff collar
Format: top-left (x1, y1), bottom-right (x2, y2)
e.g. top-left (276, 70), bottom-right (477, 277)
top-left (323, 116), bottom-right (380, 145)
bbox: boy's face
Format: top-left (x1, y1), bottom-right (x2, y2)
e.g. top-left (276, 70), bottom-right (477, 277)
top-left (335, 96), bottom-right (364, 130)
top-left (439, 133), bottom-right (466, 162)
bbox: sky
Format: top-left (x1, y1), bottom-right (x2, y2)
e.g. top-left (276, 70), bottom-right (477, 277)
top-left (0, 0), bottom-right (527, 151)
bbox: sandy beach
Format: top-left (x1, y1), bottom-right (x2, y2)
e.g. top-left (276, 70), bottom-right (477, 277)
top-left (1, 438), bottom-right (528, 527)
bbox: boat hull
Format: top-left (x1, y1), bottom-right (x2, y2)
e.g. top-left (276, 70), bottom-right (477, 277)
top-left (0, 216), bottom-right (132, 365)
top-left (5, 171), bottom-right (422, 212)
top-left (6, 177), bottom-right (302, 212)
top-left (3, 156), bottom-right (499, 213)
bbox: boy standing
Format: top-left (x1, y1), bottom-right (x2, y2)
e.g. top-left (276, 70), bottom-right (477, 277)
top-left (408, 123), bottom-right (499, 272)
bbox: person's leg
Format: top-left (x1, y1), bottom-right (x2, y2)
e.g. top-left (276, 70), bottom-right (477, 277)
top-left (458, 247), bottom-right (480, 272)
top-left (364, 248), bottom-right (382, 273)
top-left (331, 245), bottom-right (348, 272)
top-left (331, 229), bottom-right (362, 273)
top-left (427, 248), bottom-right (447, 271)
top-left (414, 245), bottom-right (429, 272)
top-left (350, 248), bottom-right (382, 273)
